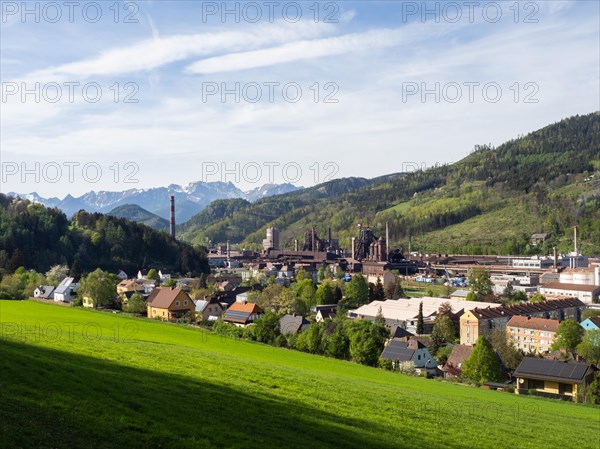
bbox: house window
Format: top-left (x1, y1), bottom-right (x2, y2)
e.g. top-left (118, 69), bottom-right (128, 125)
top-left (162, 311), bottom-right (165, 317)
top-left (529, 379), bottom-right (544, 390)
top-left (176, 301), bottom-right (180, 306)
top-left (184, 300), bottom-right (188, 306)
top-left (152, 308), bottom-right (156, 315)
top-left (559, 383), bottom-right (573, 395)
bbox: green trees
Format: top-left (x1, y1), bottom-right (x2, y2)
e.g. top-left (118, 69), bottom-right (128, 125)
top-left (429, 315), bottom-right (456, 356)
top-left (146, 269), bottom-right (159, 281)
top-left (468, 268), bottom-right (493, 300)
top-left (489, 328), bottom-right (523, 371)
top-left (582, 309), bottom-right (600, 320)
top-left (252, 313), bottom-right (281, 344)
top-left (461, 336), bottom-right (504, 383)
top-left (344, 275), bottom-right (369, 306)
top-left (373, 278), bottom-right (385, 301)
top-left (392, 281), bottom-right (405, 299)
top-left (347, 320), bottom-right (387, 366)
top-left (123, 292), bottom-right (147, 314)
top-left (315, 282), bottom-right (334, 305)
top-left (576, 330), bottom-right (600, 365)
top-left (416, 302), bottom-right (424, 335)
top-left (79, 269), bottom-right (119, 309)
top-left (552, 320), bottom-right (585, 352)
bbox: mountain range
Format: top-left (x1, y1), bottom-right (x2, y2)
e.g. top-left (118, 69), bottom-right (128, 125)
top-left (9, 182), bottom-right (301, 223)
top-left (177, 112), bottom-right (600, 256)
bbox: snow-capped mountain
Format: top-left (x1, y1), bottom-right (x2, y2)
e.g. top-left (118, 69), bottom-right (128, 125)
top-left (9, 181), bottom-right (301, 223)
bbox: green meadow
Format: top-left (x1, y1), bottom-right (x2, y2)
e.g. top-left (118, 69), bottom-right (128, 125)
top-left (0, 300), bottom-right (598, 449)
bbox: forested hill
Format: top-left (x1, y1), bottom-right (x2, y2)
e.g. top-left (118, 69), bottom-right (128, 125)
top-left (179, 112), bottom-right (600, 255)
top-left (108, 204), bottom-right (170, 231)
top-left (0, 195), bottom-right (209, 276)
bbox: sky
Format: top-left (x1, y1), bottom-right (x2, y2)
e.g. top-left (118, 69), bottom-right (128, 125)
top-left (1, 0), bottom-right (599, 198)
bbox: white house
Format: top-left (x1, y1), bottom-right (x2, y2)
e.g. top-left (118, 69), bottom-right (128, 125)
top-left (158, 270), bottom-right (172, 281)
top-left (116, 270), bottom-right (128, 280)
top-left (53, 277), bottom-right (78, 302)
top-left (380, 337), bottom-right (438, 374)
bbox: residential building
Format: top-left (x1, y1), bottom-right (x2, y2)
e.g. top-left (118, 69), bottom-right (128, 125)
top-left (137, 269), bottom-right (149, 280)
top-left (540, 283), bottom-right (600, 304)
top-left (530, 233), bottom-right (549, 245)
top-left (442, 344), bottom-right (473, 378)
top-left (315, 305), bottom-right (338, 322)
top-left (116, 270), bottom-right (128, 280)
top-left (194, 298), bottom-right (224, 321)
top-left (33, 285), bottom-right (55, 299)
top-left (223, 302), bottom-right (263, 327)
top-left (53, 277), bottom-right (78, 302)
top-left (117, 279), bottom-right (144, 298)
top-left (506, 316), bottom-right (560, 353)
top-left (279, 314), bottom-right (310, 335)
top-left (380, 337), bottom-right (437, 373)
top-left (514, 357), bottom-right (595, 402)
top-left (147, 287), bottom-right (195, 322)
top-left (580, 317), bottom-right (600, 331)
top-left (460, 298), bottom-right (585, 345)
top-left (158, 270), bottom-right (172, 281)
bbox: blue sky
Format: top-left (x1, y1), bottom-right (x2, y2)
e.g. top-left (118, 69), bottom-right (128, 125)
top-left (1, 0), bottom-right (599, 197)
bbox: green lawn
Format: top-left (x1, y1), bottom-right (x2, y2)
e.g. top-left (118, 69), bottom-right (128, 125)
top-left (0, 300), bottom-right (598, 449)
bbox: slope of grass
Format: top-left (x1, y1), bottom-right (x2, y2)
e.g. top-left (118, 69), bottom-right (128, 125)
top-left (1, 300), bottom-right (598, 449)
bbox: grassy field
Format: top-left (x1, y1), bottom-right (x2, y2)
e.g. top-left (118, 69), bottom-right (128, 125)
top-left (1, 301), bottom-right (598, 449)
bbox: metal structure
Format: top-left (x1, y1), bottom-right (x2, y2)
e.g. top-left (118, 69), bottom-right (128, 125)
top-left (170, 195), bottom-right (176, 239)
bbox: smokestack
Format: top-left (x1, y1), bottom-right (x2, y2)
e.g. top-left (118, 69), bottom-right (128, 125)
top-left (170, 195), bottom-right (176, 239)
top-left (386, 222), bottom-right (389, 249)
top-left (351, 237), bottom-right (356, 260)
top-left (294, 239), bottom-right (298, 252)
top-left (573, 226), bottom-right (578, 254)
top-left (226, 240), bottom-right (230, 258)
top-left (553, 247), bottom-right (557, 269)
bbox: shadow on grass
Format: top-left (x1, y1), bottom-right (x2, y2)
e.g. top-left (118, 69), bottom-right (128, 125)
top-left (0, 339), bottom-right (402, 449)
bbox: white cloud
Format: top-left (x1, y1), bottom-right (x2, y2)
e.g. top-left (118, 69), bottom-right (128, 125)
top-left (26, 21), bottom-right (338, 83)
top-left (186, 22), bottom-right (457, 74)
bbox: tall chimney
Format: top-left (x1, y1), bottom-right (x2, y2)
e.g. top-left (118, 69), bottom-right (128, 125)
top-left (294, 239), bottom-right (298, 252)
top-left (553, 247), bottom-right (557, 269)
top-left (386, 222), bottom-right (389, 249)
top-left (351, 237), bottom-right (356, 260)
top-left (573, 226), bottom-right (578, 254)
top-left (170, 195), bottom-right (176, 239)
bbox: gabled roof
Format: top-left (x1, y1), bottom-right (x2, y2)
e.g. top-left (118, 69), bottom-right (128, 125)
top-left (147, 287), bottom-right (190, 309)
top-left (279, 314), bottom-right (310, 334)
top-left (588, 316), bottom-right (600, 327)
top-left (223, 302), bottom-right (263, 324)
top-left (36, 285), bottom-right (55, 299)
top-left (506, 316), bottom-right (561, 333)
top-left (466, 298), bottom-right (585, 320)
top-left (514, 357), bottom-right (592, 384)
top-left (444, 344), bottom-right (473, 370)
top-left (389, 325), bottom-right (414, 339)
top-left (55, 277), bottom-right (74, 295)
top-left (380, 338), bottom-right (419, 361)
